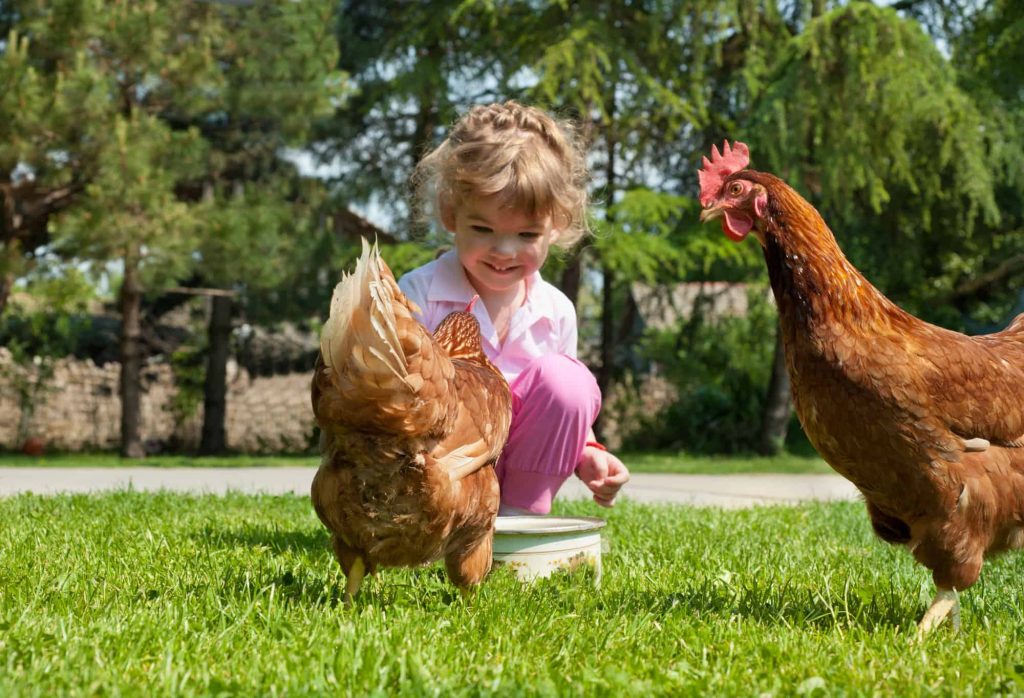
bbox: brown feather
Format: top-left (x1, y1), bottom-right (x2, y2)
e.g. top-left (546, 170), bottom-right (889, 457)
top-left (310, 240), bottom-right (512, 592)
top-left (716, 169), bottom-right (1024, 596)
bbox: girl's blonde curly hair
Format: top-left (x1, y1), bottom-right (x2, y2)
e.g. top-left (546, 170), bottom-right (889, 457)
top-left (413, 101), bottom-right (591, 249)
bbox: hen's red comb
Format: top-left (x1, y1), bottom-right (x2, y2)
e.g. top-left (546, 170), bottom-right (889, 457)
top-left (698, 140), bottom-right (750, 207)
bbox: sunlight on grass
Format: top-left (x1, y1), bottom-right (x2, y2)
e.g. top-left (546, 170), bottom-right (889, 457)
top-left (0, 452), bottom-right (318, 468)
top-left (1, 493), bottom-right (1022, 694)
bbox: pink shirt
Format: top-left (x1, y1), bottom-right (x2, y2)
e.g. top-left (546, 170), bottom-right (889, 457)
top-left (397, 250), bottom-right (578, 383)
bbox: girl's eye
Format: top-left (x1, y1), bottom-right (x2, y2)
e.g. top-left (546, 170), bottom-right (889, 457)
top-left (471, 226), bottom-right (492, 234)
top-left (519, 232), bottom-right (542, 240)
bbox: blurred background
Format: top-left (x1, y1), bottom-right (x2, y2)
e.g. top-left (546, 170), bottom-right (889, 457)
top-left (1, 0), bottom-right (1021, 460)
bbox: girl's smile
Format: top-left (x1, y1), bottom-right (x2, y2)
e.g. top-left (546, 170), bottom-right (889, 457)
top-left (443, 194), bottom-right (559, 304)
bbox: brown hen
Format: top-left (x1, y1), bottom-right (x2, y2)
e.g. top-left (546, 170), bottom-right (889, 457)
top-left (310, 239), bottom-right (511, 601)
top-left (699, 141), bottom-right (1024, 632)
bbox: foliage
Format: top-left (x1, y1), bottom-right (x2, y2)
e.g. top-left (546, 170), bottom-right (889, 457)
top-left (194, 184), bottom-right (306, 295)
top-left (0, 17), bottom-right (101, 304)
top-left (379, 241), bottom-right (441, 280)
top-left (167, 324), bottom-right (209, 432)
top-left (4, 0), bottom-right (1024, 455)
top-left (622, 285), bottom-right (778, 454)
top-left (746, 3), bottom-right (1022, 327)
top-left (57, 112), bottom-right (206, 286)
top-left (598, 187), bottom-right (763, 282)
top-left (318, 0), bottom-right (502, 227)
top-left (186, 0), bottom-right (345, 291)
top-left (9, 2), bottom-right (225, 281)
top-left (0, 269), bottom-right (93, 443)
top-left (2, 493), bottom-right (1024, 694)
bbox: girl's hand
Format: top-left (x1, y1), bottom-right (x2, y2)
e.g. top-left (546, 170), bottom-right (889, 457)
top-left (576, 445), bottom-right (630, 507)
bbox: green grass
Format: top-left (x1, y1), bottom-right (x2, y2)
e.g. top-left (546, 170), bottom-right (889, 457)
top-left (0, 450), bottom-right (831, 474)
top-left (2, 493), bottom-right (1022, 695)
top-left (0, 452), bottom-right (317, 468)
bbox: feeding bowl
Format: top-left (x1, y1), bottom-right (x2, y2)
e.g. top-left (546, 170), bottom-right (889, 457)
top-left (492, 516), bottom-right (607, 585)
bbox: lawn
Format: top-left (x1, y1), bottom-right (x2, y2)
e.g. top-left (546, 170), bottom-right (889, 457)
top-left (2, 493), bottom-right (1022, 695)
top-left (0, 450), bottom-right (832, 474)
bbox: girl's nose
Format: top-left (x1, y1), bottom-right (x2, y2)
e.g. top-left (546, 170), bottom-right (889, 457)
top-left (492, 237), bottom-right (518, 255)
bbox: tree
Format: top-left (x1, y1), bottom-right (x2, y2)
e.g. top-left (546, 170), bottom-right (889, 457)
top-left (5, 1), bottom-right (347, 456)
top-left (494, 0), bottom-right (778, 434)
top-left (316, 0), bottom-right (793, 441)
top-left (0, 27), bottom-right (87, 315)
top-left (34, 1), bottom-right (222, 457)
top-left (60, 113), bottom-right (204, 457)
top-left (178, 0), bottom-right (343, 454)
top-left (318, 0), bottom-right (513, 236)
top-left (732, 2), bottom-right (1020, 451)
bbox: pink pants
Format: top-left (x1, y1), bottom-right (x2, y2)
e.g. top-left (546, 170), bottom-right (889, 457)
top-left (494, 354), bottom-right (602, 514)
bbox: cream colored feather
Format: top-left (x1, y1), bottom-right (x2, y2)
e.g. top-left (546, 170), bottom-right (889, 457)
top-left (320, 239), bottom-right (414, 390)
top-left (437, 440), bottom-right (491, 482)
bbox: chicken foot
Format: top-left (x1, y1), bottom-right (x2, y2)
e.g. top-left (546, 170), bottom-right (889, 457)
top-left (917, 588), bottom-right (960, 634)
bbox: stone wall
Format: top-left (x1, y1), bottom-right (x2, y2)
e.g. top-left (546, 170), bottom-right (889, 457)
top-left (0, 348), bottom-right (665, 455)
top-left (0, 348), bottom-right (314, 454)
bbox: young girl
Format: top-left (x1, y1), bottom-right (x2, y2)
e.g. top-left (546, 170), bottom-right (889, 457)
top-left (398, 100), bottom-right (629, 515)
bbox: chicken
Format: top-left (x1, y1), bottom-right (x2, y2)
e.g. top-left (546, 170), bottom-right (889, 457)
top-left (310, 239), bottom-right (511, 601)
top-left (698, 141), bottom-right (1024, 632)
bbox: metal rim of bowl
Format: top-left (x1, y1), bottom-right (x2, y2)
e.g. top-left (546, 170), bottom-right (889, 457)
top-left (494, 515), bottom-right (607, 535)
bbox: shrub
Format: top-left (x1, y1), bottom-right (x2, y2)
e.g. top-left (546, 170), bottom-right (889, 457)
top-left (619, 285), bottom-right (777, 453)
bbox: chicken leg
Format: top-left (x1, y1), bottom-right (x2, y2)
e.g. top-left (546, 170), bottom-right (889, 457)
top-left (331, 535), bottom-right (368, 604)
top-left (344, 557), bottom-right (366, 604)
top-left (918, 588), bottom-right (960, 634)
top-left (445, 532), bottom-right (494, 592)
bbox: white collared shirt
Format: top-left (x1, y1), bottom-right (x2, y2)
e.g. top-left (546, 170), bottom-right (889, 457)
top-left (397, 250), bottom-right (578, 383)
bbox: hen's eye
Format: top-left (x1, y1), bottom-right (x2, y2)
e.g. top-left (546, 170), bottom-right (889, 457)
top-left (728, 182), bottom-right (744, 196)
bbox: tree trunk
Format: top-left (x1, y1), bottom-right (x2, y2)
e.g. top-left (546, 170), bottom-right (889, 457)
top-left (0, 270), bottom-right (13, 316)
top-left (594, 263), bottom-right (615, 440)
top-left (757, 321), bottom-right (792, 455)
top-left (200, 293), bottom-right (233, 455)
top-left (559, 252), bottom-right (582, 306)
top-left (593, 95), bottom-right (618, 441)
top-left (119, 246), bottom-right (146, 458)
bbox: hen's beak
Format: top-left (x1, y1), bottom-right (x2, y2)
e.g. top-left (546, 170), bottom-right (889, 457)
top-left (700, 205), bottom-right (724, 223)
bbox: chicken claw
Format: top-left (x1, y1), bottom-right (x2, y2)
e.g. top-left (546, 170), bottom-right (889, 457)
top-left (917, 588), bottom-right (960, 634)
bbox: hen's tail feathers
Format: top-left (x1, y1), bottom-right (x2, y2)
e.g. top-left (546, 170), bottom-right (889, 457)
top-left (321, 239), bottom-right (413, 390)
top-left (315, 238), bottom-right (455, 437)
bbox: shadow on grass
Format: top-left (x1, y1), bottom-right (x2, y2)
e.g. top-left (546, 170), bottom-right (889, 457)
top-left (612, 581), bottom-right (915, 632)
top-left (194, 522), bottom-right (327, 557)
top-left (193, 522), bottom-right (475, 609)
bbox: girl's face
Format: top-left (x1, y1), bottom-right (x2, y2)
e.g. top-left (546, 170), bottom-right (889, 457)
top-left (443, 194), bottom-right (559, 299)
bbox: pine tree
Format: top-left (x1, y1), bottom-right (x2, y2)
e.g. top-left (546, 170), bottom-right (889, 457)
top-left (37, 2), bottom-right (220, 457)
top-left (180, 0), bottom-right (343, 454)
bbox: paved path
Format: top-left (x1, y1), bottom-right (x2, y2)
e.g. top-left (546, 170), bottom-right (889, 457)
top-left (0, 467), bottom-right (860, 508)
